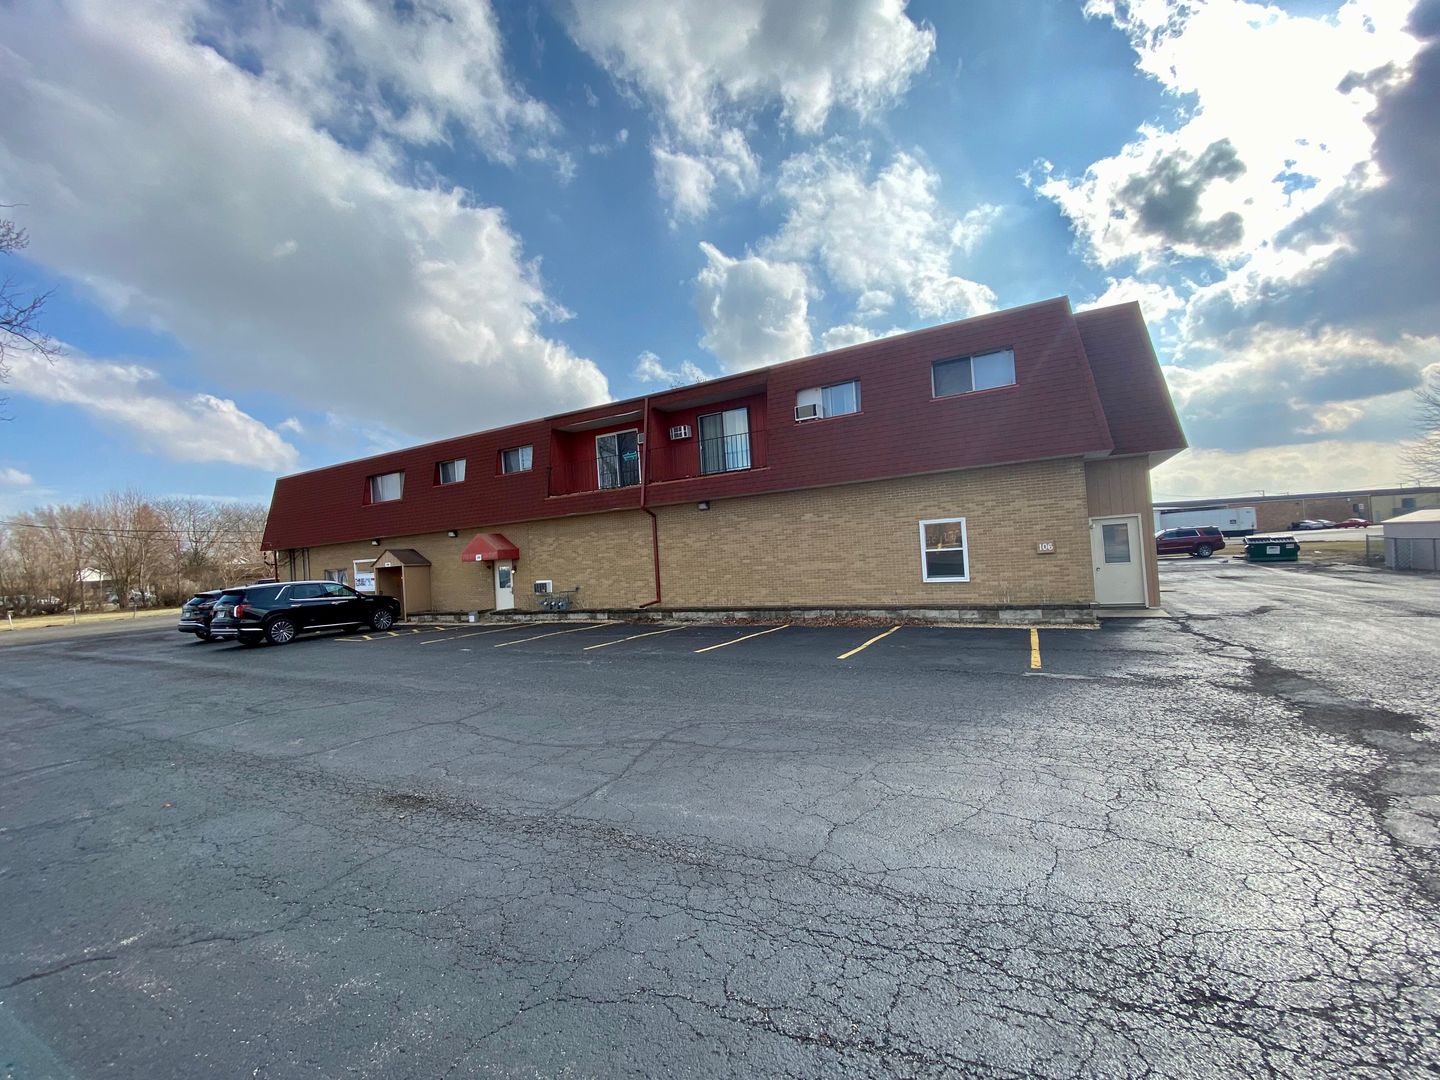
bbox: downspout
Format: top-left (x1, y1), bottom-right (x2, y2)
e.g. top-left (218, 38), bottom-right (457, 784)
top-left (638, 394), bottom-right (662, 608)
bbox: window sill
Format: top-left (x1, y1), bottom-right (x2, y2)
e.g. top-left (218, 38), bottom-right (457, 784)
top-left (794, 411), bottom-right (863, 425)
top-left (931, 384), bottom-right (1018, 403)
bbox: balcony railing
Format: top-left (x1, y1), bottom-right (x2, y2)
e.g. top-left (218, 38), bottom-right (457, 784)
top-left (651, 429), bottom-right (766, 483)
top-left (548, 455), bottom-right (642, 497)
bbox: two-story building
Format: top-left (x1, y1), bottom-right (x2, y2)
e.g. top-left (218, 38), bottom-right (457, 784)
top-left (261, 297), bottom-right (1187, 618)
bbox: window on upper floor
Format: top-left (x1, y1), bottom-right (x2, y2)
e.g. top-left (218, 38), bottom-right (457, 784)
top-left (795, 379), bottom-right (860, 421)
top-left (436, 458), bottom-right (466, 485)
top-left (500, 445), bottom-right (533, 474)
top-left (932, 349), bottom-right (1016, 398)
top-left (367, 471), bottom-right (403, 503)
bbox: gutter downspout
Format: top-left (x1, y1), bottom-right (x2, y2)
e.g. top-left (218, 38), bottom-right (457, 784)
top-left (638, 394), bottom-right (662, 608)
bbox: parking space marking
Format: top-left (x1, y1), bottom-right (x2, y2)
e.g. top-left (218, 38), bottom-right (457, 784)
top-left (694, 624), bottom-right (790, 654)
top-left (419, 624), bottom-right (526, 645)
top-left (836, 625), bottom-right (901, 660)
top-left (493, 622), bottom-right (614, 648)
top-left (1030, 627), bottom-right (1041, 670)
top-left (336, 635), bottom-right (372, 642)
top-left (583, 625), bottom-right (685, 651)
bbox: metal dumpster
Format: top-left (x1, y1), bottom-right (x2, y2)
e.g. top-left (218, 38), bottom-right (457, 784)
top-left (1243, 534), bottom-right (1300, 562)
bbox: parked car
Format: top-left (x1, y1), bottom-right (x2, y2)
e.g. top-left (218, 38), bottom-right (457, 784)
top-left (1155, 527), bottom-right (1226, 558)
top-left (177, 590), bottom-right (224, 641)
top-left (1290, 519), bottom-right (1335, 530)
top-left (1336, 517), bottom-right (1371, 528)
top-left (209, 581), bottom-right (401, 646)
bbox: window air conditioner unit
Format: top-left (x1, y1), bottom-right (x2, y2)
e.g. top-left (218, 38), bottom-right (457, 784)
top-left (794, 403), bottom-right (822, 421)
top-left (533, 580), bottom-right (553, 594)
top-left (669, 424), bottom-right (692, 440)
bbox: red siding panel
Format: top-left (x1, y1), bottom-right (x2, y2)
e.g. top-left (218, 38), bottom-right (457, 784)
top-left (263, 297), bottom-right (1167, 550)
top-left (1074, 302), bottom-right (1187, 457)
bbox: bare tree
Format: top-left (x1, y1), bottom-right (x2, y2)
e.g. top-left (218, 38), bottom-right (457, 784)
top-left (1, 212), bottom-right (56, 408)
top-left (1403, 367), bottom-right (1440, 483)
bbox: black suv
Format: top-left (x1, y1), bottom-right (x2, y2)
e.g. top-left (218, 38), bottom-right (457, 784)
top-left (209, 581), bottom-right (401, 646)
top-left (177, 590), bottom-right (224, 641)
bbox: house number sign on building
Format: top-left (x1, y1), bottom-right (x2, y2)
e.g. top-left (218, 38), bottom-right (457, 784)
top-left (1036, 541), bottom-right (1056, 554)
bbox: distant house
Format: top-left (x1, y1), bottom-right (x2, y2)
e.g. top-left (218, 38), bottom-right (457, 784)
top-left (1382, 510), bottom-right (1440, 572)
top-left (262, 297), bottom-right (1186, 617)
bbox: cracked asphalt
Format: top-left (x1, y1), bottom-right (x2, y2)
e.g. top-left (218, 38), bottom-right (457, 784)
top-left (2, 561), bottom-right (1438, 1078)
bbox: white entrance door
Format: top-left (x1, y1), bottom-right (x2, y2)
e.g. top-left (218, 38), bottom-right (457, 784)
top-left (494, 560), bottom-right (515, 611)
top-left (1090, 515), bottom-right (1147, 606)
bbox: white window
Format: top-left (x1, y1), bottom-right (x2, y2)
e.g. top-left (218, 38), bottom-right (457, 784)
top-left (437, 458), bottom-right (466, 485)
top-left (698, 408), bottom-right (751, 474)
top-left (367, 471), bottom-right (403, 503)
top-left (919, 518), bottom-right (970, 582)
top-left (796, 380), bottom-right (860, 419)
top-left (323, 568), bottom-right (348, 584)
top-left (932, 349), bottom-right (1016, 398)
top-left (501, 445), bottom-right (533, 474)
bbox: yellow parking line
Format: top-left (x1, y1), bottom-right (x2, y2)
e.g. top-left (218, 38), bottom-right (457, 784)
top-left (694, 624), bottom-right (790, 654)
top-left (1030, 626), bottom-right (1042, 670)
top-left (336, 635), bottom-right (372, 642)
top-left (583, 625), bottom-right (685, 651)
top-left (419, 624), bottom-right (526, 645)
top-left (493, 622), bottom-right (613, 648)
top-left (837, 625), bottom-right (900, 661)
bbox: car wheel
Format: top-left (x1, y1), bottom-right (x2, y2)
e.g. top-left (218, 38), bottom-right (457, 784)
top-left (264, 617), bottom-right (298, 646)
top-left (195, 630), bottom-right (213, 642)
top-left (370, 607), bottom-right (396, 631)
top-left (1195, 543), bottom-right (1213, 558)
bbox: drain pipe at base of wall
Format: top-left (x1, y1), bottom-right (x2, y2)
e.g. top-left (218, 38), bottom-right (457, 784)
top-left (638, 394), bottom-right (663, 608)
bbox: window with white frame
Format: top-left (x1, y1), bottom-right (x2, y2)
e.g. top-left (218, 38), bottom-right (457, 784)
top-left (796, 379), bottom-right (860, 419)
top-left (919, 517), bottom-right (969, 582)
top-left (367, 471), bottom-right (403, 503)
top-left (436, 458), bottom-right (466, 485)
top-left (932, 349), bottom-right (1016, 398)
top-left (323, 568), bottom-right (348, 585)
top-left (500, 445), bottom-right (533, 474)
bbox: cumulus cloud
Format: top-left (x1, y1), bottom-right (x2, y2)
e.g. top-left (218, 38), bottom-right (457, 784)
top-left (1080, 278), bottom-right (1187, 326)
top-left (1162, 327), bottom-right (1437, 451)
top-left (562, 0), bottom-right (935, 217)
top-left (1153, 440), bottom-right (1409, 501)
top-left (8, 350), bottom-right (299, 472)
top-left (693, 242), bottom-right (812, 371)
top-left (0, 0), bottom-right (608, 450)
top-left (632, 350), bottom-right (711, 386)
top-left (766, 147), bottom-right (997, 320)
top-left (0, 466), bottom-right (34, 487)
top-left (818, 323), bottom-right (906, 351)
top-left (653, 131), bottom-right (759, 223)
top-left (1038, 0), bottom-right (1418, 272)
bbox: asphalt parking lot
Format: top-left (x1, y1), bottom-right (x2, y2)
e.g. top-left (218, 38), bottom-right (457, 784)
top-left (3, 561), bottom-right (1438, 1078)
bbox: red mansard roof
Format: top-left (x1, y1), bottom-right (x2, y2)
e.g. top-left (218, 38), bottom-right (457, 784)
top-left (262, 296), bottom-right (1186, 550)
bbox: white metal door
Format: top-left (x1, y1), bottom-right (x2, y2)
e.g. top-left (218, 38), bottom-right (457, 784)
top-left (494, 560), bottom-right (515, 611)
top-left (1090, 515), bottom-right (1146, 606)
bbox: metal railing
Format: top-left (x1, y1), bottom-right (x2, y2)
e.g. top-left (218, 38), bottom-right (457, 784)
top-left (547, 456), bottom-right (641, 497)
top-left (650, 429), bottom-right (766, 482)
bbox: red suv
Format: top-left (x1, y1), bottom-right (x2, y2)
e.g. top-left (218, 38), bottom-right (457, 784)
top-left (1155, 527), bottom-right (1226, 558)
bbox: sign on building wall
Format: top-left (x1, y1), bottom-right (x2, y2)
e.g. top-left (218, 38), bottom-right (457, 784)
top-left (353, 559), bottom-right (377, 593)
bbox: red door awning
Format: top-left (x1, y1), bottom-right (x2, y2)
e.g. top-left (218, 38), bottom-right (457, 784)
top-left (460, 532), bottom-right (519, 562)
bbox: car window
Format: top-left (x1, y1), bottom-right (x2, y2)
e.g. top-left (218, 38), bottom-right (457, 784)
top-left (290, 583), bottom-right (325, 600)
top-left (217, 591), bottom-right (244, 604)
top-left (321, 583), bottom-right (355, 598)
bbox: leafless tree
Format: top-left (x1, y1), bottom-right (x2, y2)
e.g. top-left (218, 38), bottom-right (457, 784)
top-left (1403, 367), bottom-right (1440, 483)
top-left (1, 212), bottom-right (56, 409)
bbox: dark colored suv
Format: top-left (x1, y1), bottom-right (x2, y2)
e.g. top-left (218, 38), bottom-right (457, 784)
top-left (177, 590), bottom-right (224, 641)
top-left (1154, 527), bottom-right (1226, 558)
top-left (209, 581), bottom-right (401, 646)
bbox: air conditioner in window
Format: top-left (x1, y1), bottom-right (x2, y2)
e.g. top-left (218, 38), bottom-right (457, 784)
top-left (669, 424), bottom-right (692, 440)
top-left (533, 580), bottom-right (553, 594)
top-left (794, 403), bottom-right (822, 421)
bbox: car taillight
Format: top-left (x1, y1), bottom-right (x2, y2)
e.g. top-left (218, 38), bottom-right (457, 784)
top-left (234, 603), bottom-right (248, 618)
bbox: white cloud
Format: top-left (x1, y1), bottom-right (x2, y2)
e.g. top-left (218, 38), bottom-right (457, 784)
top-left (277, 417), bottom-right (306, 436)
top-left (8, 350), bottom-right (299, 472)
top-left (766, 147), bottom-right (997, 320)
top-left (0, 0), bottom-right (609, 448)
top-left (693, 242), bottom-right (812, 371)
top-left (1039, 0), bottom-right (1419, 275)
top-left (562, 0), bottom-right (935, 218)
top-left (200, 0), bottom-right (559, 163)
top-left (1153, 440), bottom-right (1409, 501)
top-left (652, 129), bottom-right (759, 222)
top-left (0, 467), bottom-right (34, 487)
top-left (818, 323), bottom-right (907, 351)
top-left (1080, 277), bottom-right (1187, 325)
top-left (632, 350), bottom-right (710, 386)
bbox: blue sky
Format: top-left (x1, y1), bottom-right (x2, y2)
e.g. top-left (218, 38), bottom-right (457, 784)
top-left (2, 0), bottom-right (1437, 512)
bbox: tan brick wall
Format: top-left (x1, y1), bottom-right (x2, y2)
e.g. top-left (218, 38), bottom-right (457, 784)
top-left (1085, 456), bottom-right (1161, 607)
top-left (284, 458), bottom-right (1096, 610)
